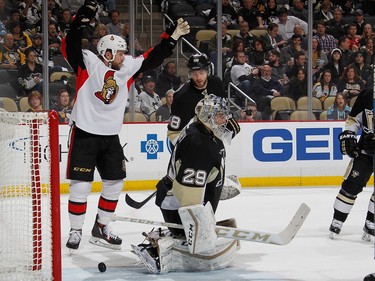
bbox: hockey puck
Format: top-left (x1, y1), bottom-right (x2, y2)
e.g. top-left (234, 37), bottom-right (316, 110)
top-left (98, 262), bottom-right (106, 273)
top-left (364, 273), bottom-right (375, 281)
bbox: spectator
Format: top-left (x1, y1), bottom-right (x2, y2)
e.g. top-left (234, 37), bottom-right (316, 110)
top-left (337, 35), bottom-right (354, 66)
top-left (17, 48), bottom-right (42, 96)
top-left (106, 10), bottom-right (124, 36)
top-left (313, 20), bottom-right (337, 55)
top-left (48, 0), bottom-right (62, 23)
top-left (261, 0), bottom-right (278, 25)
top-left (58, 8), bottom-right (72, 37)
top-left (358, 23), bottom-right (375, 47)
top-left (286, 24), bottom-right (308, 50)
top-left (61, 0), bottom-right (84, 14)
top-left (224, 38), bottom-right (246, 69)
top-left (233, 20), bottom-right (257, 57)
top-left (155, 88), bottom-right (173, 122)
top-left (121, 22), bottom-right (143, 55)
top-left (289, 0), bottom-right (308, 22)
top-left (337, 65), bottom-right (365, 100)
top-left (326, 92), bottom-right (351, 120)
top-left (155, 61), bottom-right (181, 99)
top-left (280, 34), bottom-right (306, 65)
top-left (287, 68), bottom-right (307, 101)
top-left (250, 64), bottom-right (284, 119)
top-left (50, 88), bottom-right (72, 123)
top-left (260, 22), bottom-right (287, 52)
top-left (0, 0), bottom-right (11, 23)
top-left (273, 7), bottom-right (308, 41)
top-left (238, 103), bottom-right (262, 121)
top-left (312, 69), bottom-right (338, 102)
top-left (48, 22), bottom-right (61, 56)
top-left (323, 48), bottom-right (344, 84)
top-left (237, 0), bottom-right (263, 30)
top-left (350, 51), bottom-right (373, 87)
top-left (267, 49), bottom-right (287, 85)
top-left (312, 37), bottom-right (328, 80)
top-left (346, 23), bottom-right (360, 52)
top-left (9, 21), bottom-right (31, 53)
top-left (5, 9), bottom-right (22, 31)
top-left (332, 0), bottom-right (355, 15)
top-left (25, 32), bottom-right (43, 64)
top-left (326, 7), bottom-right (348, 40)
top-left (93, 23), bottom-right (108, 39)
top-left (26, 90), bottom-right (42, 112)
top-left (285, 50), bottom-right (306, 80)
top-left (136, 74), bottom-right (162, 118)
top-left (230, 50), bottom-right (259, 107)
top-left (207, 0), bottom-right (238, 29)
top-left (88, 35), bottom-right (99, 55)
top-left (18, 0), bottom-right (41, 30)
top-left (248, 37), bottom-right (267, 66)
top-left (0, 32), bottom-right (25, 87)
top-left (208, 23), bottom-right (233, 75)
top-left (353, 9), bottom-right (367, 35)
top-left (361, 38), bottom-right (374, 65)
top-left (314, 1), bottom-right (333, 22)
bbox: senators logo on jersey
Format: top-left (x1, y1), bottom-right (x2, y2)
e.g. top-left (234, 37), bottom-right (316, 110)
top-left (95, 70), bottom-right (119, 104)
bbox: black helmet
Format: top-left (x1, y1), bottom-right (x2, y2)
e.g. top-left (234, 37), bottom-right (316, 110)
top-left (187, 53), bottom-right (211, 71)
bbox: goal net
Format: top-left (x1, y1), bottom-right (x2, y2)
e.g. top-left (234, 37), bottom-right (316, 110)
top-left (0, 111), bottom-right (61, 281)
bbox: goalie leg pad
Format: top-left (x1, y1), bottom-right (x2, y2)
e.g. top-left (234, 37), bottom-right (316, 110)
top-left (178, 202), bottom-right (217, 254)
top-left (220, 175), bottom-right (242, 200)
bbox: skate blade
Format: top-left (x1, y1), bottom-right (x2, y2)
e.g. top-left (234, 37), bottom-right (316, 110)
top-left (89, 237), bottom-right (121, 250)
top-left (329, 232), bottom-right (337, 240)
top-left (362, 232), bottom-right (372, 242)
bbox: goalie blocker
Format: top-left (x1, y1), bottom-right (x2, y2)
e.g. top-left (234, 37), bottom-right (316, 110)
top-left (131, 203), bottom-right (238, 274)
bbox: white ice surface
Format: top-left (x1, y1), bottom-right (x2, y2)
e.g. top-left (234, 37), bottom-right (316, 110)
top-left (61, 187), bottom-right (375, 280)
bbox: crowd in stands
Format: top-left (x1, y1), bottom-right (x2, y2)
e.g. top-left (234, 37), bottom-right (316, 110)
top-left (1, 0), bottom-right (375, 123)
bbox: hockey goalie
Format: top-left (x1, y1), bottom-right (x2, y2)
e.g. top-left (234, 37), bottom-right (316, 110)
top-left (131, 95), bottom-right (239, 273)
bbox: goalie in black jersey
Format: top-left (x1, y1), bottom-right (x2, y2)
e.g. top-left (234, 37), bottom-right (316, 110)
top-left (329, 89), bottom-right (375, 241)
top-left (131, 95), bottom-right (238, 274)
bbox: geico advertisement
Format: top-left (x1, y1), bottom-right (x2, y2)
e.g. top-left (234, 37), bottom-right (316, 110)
top-left (56, 121), bottom-right (350, 184)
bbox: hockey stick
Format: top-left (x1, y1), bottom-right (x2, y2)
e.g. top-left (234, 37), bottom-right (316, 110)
top-left (125, 191), bottom-right (156, 209)
top-left (113, 203), bottom-right (310, 245)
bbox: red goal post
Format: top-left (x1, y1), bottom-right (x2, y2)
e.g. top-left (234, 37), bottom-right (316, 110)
top-left (0, 110), bottom-right (61, 281)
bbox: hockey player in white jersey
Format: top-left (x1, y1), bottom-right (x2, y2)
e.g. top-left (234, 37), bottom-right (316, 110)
top-left (132, 95), bottom-right (238, 273)
top-left (62, 0), bottom-right (190, 251)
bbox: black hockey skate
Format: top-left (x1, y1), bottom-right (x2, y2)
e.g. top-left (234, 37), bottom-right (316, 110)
top-left (329, 219), bottom-right (343, 239)
top-left (89, 217), bottom-right (122, 250)
top-left (362, 220), bottom-right (374, 242)
top-left (66, 228), bottom-right (82, 253)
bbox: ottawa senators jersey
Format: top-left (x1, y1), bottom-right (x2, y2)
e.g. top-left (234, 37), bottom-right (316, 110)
top-left (345, 89), bottom-right (373, 150)
top-left (167, 75), bottom-right (226, 141)
top-left (164, 121), bottom-right (226, 213)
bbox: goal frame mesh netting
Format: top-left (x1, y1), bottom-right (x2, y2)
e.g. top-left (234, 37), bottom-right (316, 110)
top-left (0, 110), bottom-right (61, 281)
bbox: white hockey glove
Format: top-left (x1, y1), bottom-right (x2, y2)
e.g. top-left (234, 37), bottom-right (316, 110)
top-left (220, 175), bottom-right (242, 200)
top-left (171, 18), bottom-right (190, 41)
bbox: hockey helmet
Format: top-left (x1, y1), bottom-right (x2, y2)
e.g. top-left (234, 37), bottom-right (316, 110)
top-left (195, 94), bottom-right (230, 141)
top-left (187, 53), bottom-right (211, 71)
top-left (97, 34), bottom-right (127, 62)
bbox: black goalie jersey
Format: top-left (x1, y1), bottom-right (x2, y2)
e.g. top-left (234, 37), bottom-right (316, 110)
top-left (164, 121), bottom-right (226, 213)
top-left (346, 89), bottom-right (374, 152)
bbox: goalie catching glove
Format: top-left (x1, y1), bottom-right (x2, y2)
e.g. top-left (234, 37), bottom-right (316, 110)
top-left (339, 130), bottom-right (360, 158)
top-left (364, 133), bottom-right (375, 155)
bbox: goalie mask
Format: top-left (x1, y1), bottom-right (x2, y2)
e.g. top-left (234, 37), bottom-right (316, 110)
top-left (195, 95), bottom-right (231, 143)
top-left (97, 35), bottom-right (127, 62)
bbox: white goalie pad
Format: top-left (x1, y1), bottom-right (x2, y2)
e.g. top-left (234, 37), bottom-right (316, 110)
top-left (178, 202), bottom-right (217, 254)
top-left (220, 175), bottom-right (242, 200)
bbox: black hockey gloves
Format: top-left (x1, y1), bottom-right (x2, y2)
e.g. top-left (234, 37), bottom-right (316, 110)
top-left (364, 133), bottom-right (375, 155)
top-left (155, 176), bottom-right (173, 207)
top-left (74, 0), bottom-right (98, 26)
top-left (339, 130), bottom-right (359, 158)
top-left (227, 117), bottom-right (241, 139)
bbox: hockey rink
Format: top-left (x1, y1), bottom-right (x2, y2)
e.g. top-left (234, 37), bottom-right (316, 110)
top-left (61, 186), bottom-right (375, 281)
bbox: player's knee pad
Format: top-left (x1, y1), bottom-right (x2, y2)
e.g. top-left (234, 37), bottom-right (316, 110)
top-left (69, 180), bottom-right (92, 202)
top-left (101, 179), bottom-right (124, 200)
top-left (178, 202), bottom-right (217, 254)
top-left (342, 180), bottom-right (363, 197)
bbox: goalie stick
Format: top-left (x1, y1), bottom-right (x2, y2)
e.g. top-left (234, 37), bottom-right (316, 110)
top-left (113, 203), bottom-right (310, 245)
top-left (125, 191), bottom-right (156, 209)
